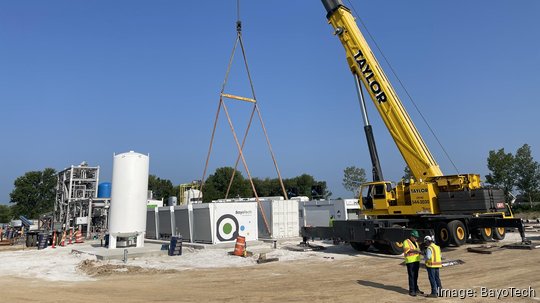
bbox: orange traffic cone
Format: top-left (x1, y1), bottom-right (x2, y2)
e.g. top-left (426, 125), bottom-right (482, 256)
top-left (51, 231), bottom-right (57, 249)
top-left (60, 231), bottom-right (66, 247)
top-left (233, 236), bottom-right (246, 257)
top-left (75, 229), bottom-right (84, 244)
top-left (68, 229), bottom-right (73, 245)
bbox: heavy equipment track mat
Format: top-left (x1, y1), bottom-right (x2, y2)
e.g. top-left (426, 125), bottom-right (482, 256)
top-left (284, 242), bottom-right (327, 252)
top-left (501, 242), bottom-right (540, 250)
top-left (467, 245), bottom-right (502, 254)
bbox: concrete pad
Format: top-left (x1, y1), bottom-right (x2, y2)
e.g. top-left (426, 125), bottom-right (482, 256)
top-left (260, 236), bottom-right (303, 245)
top-left (72, 242), bottom-right (167, 261)
top-left (144, 239), bottom-right (270, 250)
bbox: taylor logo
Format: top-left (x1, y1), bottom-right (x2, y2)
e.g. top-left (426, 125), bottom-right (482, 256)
top-left (354, 50), bottom-right (387, 103)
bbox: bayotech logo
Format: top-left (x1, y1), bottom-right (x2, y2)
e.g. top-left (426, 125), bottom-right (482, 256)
top-left (411, 188), bottom-right (428, 194)
top-left (216, 214), bottom-right (239, 242)
top-left (235, 210), bottom-right (253, 215)
top-left (354, 50), bottom-right (387, 103)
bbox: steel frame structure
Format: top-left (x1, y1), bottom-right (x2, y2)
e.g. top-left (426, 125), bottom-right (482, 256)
top-left (54, 163), bottom-right (109, 237)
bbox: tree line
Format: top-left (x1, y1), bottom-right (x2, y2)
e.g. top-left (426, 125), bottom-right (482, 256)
top-left (202, 167), bottom-right (330, 202)
top-left (486, 144), bottom-right (540, 205)
top-left (1, 166), bottom-right (330, 221)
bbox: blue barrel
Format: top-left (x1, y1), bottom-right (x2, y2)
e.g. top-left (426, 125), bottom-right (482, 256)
top-left (98, 182), bottom-right (112, 198)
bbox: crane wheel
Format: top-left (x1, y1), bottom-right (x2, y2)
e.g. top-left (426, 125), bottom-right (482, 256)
top-left (387, 240), bottom-right (404, 255)
top-left (448, 220), bottom-right (467, 246)
top-left (387, 224), bottom-right (405, 255)
top-left (373, 241), bottom-right (402, 255)
top-left (493, 227), bottom-right (506, 240)
top-left (473, 227), bottom-right (493, 242)
top-left (350, 241), bottom-right (371, 251)
top-left (434, 222), bottom-right (451, 248)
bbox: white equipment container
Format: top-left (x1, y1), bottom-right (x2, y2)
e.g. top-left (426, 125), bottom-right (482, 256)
top-left (258, 199), bottom-right (299, 239)
top-left (338, 199), bottom-right (363, 220)
top-left (299, 199), bottom-right (364, 227)
top-left (147, 199), bottom-right (164, 208)
top-left (108, 151), bottom-right (149, 249)
top-left (299, 200), bottom-right (334, 227)
top-left (184, 189), bottom-right (203, 204)
top-left (192, 202), bottom-right (257, 244)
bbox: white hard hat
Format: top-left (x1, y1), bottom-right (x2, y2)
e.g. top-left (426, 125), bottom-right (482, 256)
top-left (424, 235), bottom-right (433, 242)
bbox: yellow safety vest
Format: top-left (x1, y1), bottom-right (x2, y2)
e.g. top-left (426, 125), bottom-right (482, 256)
top-left (426, 243), bottom-right (442, 268)
top-left (402, 239), bottom-right (421, 263)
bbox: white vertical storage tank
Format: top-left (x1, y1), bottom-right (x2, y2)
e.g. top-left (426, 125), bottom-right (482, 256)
top-left (108, 151), bottom-right (149, 249)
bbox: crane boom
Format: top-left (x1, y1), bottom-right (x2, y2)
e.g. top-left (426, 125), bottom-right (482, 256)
top-left (322, 0), bottom-right (442, 180)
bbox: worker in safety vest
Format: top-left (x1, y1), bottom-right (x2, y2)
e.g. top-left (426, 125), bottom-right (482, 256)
top-left (403, 230), bottom-right (423, 296)
top-left (423, 235), bottom-right (442, 297)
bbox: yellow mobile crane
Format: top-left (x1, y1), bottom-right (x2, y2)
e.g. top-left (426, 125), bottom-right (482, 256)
top-left (302, 0), bottom-right (528, 254)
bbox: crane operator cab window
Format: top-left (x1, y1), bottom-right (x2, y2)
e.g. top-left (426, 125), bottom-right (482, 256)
top-left (361, 182), bottom-right (394, 210)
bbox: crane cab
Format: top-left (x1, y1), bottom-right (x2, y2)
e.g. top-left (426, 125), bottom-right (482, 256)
top-left (360, 180), bottom-right (440, 216)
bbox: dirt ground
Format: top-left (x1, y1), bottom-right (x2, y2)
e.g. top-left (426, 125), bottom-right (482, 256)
top-left (2, 237), bottom-right (540, 303)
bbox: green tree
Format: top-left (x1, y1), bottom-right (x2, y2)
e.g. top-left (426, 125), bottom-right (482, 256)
top-left (202, 169), bottom-right (331, 201)
top-left (10, 168), bottom-right (57, 219)
top-left (202, 167), bottom-right (252, 202)
top-left (514, 144), bottom-right (540, 205)
top-left (402, 166), bottom-right (412, 180)
top-left (342, 166), bottom-right (366, 197)
top-left (148, 175), bottom-right (177, 201)
top-left (252, 177), bottom-right (283, 197)
top-left (282, 174), bottom-right (331, 199)
top-left (0, 204), bottom-right (12, 223)
top-left (312, 180), bottom-right (332, 200)
top-left (485, 148), bottom-right (516, 197)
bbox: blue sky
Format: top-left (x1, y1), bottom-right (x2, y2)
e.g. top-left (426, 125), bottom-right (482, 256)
top-left (1, 1), bottom-right (539, 203)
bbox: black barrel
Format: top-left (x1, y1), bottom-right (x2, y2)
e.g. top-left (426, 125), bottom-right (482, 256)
top-left (37, 233), bottom-right (49, 250)
top-left (168, 235), bottom-right (183, 256)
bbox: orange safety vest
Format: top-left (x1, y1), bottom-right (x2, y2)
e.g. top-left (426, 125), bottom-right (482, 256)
top-left (426, 243), bottom-right (442, 268)
top-left (402, 239), bottom-right (421, 263)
